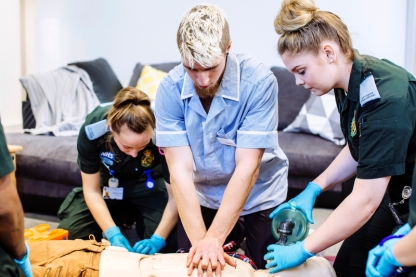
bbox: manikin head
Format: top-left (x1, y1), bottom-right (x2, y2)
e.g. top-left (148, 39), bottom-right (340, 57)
top-left (177, 4), bottom-right (232, 98)
top-left (106, 87), bottom-right (155, 158)
top-left (274, 0), bottom-right (354, 95)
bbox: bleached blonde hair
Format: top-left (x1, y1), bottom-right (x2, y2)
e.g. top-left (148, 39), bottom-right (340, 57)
top-left (177, 4), bottom-right (231, 68)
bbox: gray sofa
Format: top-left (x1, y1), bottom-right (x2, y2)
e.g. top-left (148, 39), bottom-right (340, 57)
top-left (5, 61), bottom-right (353, 215)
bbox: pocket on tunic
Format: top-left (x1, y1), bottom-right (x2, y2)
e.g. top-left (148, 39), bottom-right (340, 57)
top-left (216, 128), bottom-right (237, 170)
top-left (359, 117), bottom-right (396, 165)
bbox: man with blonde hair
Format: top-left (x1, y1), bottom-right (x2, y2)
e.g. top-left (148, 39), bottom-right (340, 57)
top-left (155, 4), bottom-right (288, 276)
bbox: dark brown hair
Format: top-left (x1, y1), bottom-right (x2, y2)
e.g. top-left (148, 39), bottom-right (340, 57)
top-left (104, 87), bottom-right (155, 155)
top-left (107, 86), bottom-right (155, 134)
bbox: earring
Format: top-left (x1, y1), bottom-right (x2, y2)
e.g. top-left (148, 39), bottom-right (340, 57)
top-left (330, 59), bottom-right (334, 64)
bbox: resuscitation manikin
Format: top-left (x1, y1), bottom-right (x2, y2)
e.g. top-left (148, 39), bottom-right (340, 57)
top-left (98, 207), bottom-right (336, 277)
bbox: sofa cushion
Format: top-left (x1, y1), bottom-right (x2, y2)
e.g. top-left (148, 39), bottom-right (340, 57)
top-left (278, 131), bottom-right (343, 176)
top-left (128, 62), bottom-right (180, 87)
top-left (284, 90), bottom-right (345, 145)
top-left (5, 133), bottom-right (80, 188)
top-left (69, 58), bottom-right (122, 103)
top-left (135, 65), bottom-right (168, 103)
top-left (271, 67), bottom-right (310, 130)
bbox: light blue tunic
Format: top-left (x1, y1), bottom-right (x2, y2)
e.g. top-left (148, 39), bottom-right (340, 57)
top-left (155, 53), bottom-right (288, 215)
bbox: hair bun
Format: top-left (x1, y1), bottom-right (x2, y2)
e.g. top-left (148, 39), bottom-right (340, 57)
top-left (274, 0), bottom-right (317, 35)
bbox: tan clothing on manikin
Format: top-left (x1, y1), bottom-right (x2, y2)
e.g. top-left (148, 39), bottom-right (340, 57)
top-left (29, 239), bottom-right (107, 277)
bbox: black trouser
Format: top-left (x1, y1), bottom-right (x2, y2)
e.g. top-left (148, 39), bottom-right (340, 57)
top-left (177, 205), bottom-right (276, 269)
top-left (334, 194), bottom-right (410, 277)
top-left (0, 246), bottom-right (25, 277)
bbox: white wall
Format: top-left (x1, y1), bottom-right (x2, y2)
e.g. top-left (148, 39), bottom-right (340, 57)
top-left (0, 0), bottom-right (22, 129)
top-left (405, 0), bottom-right (416, 74)
top-left (0, 0), bottom-right (412, 128)
top-left (33, 0), bottom-right (408, 86)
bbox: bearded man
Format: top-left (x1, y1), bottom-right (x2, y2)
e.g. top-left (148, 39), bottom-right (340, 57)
top-left (155, 4), bottom-right (288, 276)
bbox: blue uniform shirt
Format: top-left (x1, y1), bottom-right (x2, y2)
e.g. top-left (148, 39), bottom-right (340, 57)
top-left (155, 53), bottom-right (288, 214)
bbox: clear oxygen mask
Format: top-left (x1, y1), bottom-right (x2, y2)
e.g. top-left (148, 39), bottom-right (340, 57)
top-left (271, 207), bottom-right (310, 246)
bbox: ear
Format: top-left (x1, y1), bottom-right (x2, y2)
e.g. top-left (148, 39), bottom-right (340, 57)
top-left (322, 43), bottom-right (336, 64)
top-left (226, 40), bottom-right (232, 53)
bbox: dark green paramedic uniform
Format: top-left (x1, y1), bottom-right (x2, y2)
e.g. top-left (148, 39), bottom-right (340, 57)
top-left (333, 51), bottom-right (416, 277)
top-left (57, 104), bottom-right (175, 252)
top-left (407, 164), bottom-right (416, 277)
top-left (0, 122), bottom-right (26, 277)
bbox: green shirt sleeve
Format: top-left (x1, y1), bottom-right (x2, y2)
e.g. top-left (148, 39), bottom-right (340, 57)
top-left (356, 91), bottom-right (416, 179)
top-left (0, 123), bottom-right (14, 177)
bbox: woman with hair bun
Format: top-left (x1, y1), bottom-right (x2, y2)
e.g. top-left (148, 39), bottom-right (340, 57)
top-left (265, 0), bottom-right (416, 276)
top-left (58, 86), bottom-right (178, 255)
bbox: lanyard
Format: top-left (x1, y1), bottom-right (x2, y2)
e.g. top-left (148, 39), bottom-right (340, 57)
top-left (101, 159), bottom-right (115, 177)
top-left (379, 235), bottom-right (404, 246)
top-left (144, 170), bottom-right (155, 189)
top-left (100, 154), bottom-right (155, 189)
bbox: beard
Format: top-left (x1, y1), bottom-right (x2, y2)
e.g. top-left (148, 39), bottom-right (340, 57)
top-left (194, 81), bottom-right (221, 99)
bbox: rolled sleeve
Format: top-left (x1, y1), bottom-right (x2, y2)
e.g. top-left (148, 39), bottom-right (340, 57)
top-left (237, 130), bottom-right (278, 148)
top-left (237, 75), bottom-right (279, 149)
top-left (0, 124), bottom-right (14, 177)
top-left (155, 78), bottom-right (190, 147)
top-left (77, 126), bottom-right (101, 174)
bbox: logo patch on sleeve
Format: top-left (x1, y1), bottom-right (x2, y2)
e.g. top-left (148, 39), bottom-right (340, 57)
top-left (85, 119), bottom-right (109, 140)
top-left (359, 75), bottom-right (381, 107)
top-left (100, 152), bottom-right (114, 165)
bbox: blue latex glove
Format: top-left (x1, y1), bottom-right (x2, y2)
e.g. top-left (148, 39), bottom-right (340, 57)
top-left (133, 234), bottom-right (166, 254)
top-left (264, 240), bottom-right (314, 273)
top-left (104, 226), bottom-right (133, 252)
top-left (269, 182), bottom-right (322, 224)
top-left (13, 242), bottom-right (33, 277)
top-left (366, 223), bottom-right (411, 277)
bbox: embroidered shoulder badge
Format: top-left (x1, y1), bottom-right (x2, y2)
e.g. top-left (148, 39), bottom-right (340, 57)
top-left (141, 150), bottom-right (154, 168)
top-left (359, 75), bottom-right (381, 107)
top-left (350, 116), bottom-right (357, 138)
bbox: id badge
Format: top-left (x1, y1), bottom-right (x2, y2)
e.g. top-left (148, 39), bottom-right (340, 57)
top-left (102, 186), bottom-right (123, 200)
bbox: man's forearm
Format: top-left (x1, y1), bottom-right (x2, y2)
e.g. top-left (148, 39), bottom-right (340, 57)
top-left (206, 168), bottom-right (257, 243)
top-left (0, 174), bottom-right (26, 259)
top-left (170, 175), bottom-right (207, 244)
top-left (164, 147), bottom-right (207, 245)
top-left (206, 148), bottom-right (263, 243)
